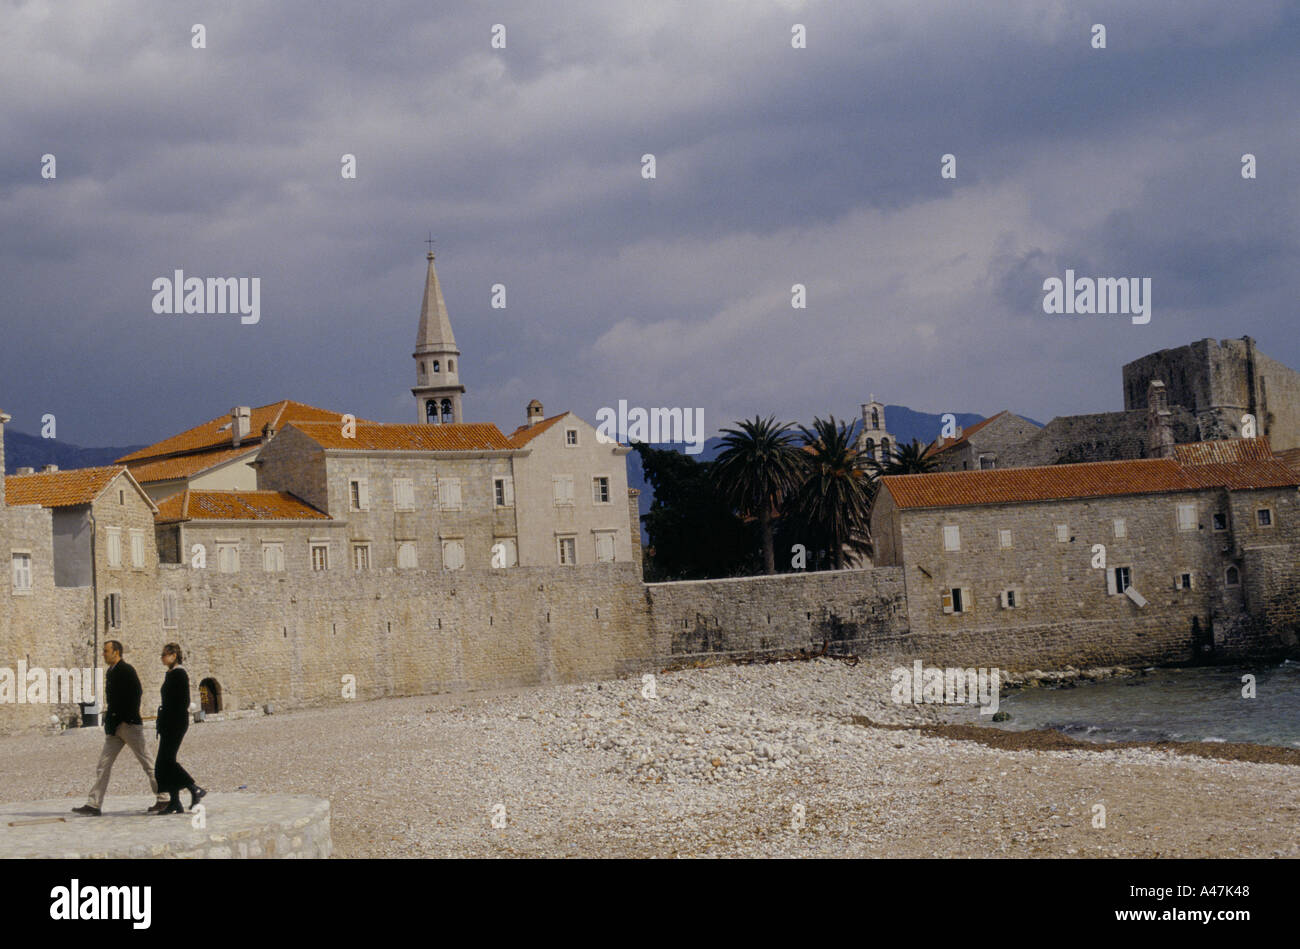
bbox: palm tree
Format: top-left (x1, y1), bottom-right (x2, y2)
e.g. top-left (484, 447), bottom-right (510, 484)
top-left (712, 416), bottom-right (805, 574)
top-left (867, 438), bottom-right (940, 477)
top-left (790, 416), bottom-right (874, 569)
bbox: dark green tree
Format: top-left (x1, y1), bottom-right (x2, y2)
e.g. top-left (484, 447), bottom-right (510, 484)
top-left (712, 416), bottom-right (806, 574)
top-left (788, 416), bottom-right (874, 569)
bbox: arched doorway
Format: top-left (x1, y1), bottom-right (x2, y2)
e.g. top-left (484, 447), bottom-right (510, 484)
top-left (199, 677), bottom-right (222, 714)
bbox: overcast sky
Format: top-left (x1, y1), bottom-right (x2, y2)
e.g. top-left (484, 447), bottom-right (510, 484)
top-left (2, 0), bottom-right (1296, 448)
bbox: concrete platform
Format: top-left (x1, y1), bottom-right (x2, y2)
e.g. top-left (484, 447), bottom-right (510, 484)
top-left (0, 794), bottom-right (331, 858)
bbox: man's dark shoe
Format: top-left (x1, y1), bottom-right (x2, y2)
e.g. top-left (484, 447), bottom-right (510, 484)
top-left (71, 804), bottom-right (101, 816)
top-left (159, 800), bottom-right (185, 815)
top-left (189, 786), bottom-right (207, 809)
top-left (146, 801), bottom-right (169, 813)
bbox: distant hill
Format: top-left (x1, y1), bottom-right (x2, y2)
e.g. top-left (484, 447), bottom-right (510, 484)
top-left (626, 406), bottom-right (1044, 542)
top-left (3, 429), bottom-right (145, 475)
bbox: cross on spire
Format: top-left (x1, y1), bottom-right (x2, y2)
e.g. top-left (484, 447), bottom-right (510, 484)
top-left (424, 233), bottom-right (436, 258)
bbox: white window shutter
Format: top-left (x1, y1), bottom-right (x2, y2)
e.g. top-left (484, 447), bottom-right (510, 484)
top-left (999, 590), bottom-right (1009, 609)
top-left (1106, 569), bottom-right (1117, 596)
top-left (357, 478), bottom-right (369, 511)
top-left (504, 477), bottom-right (514, 506)
top-left (941, 590), bottom-right (954, 614)
top-left (961, 587), bottom-right (972, 612)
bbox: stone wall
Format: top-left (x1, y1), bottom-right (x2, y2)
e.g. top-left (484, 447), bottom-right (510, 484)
top-left (1003, 408), bottom-right (1200, 466)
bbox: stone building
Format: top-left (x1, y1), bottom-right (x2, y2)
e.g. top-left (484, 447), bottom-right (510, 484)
top-left (925, 411), bottom-right (1043, 471)
top-left (410, 250), bottom-right (466, 424)
top-left (872, 437), bottom-right (1300, 664)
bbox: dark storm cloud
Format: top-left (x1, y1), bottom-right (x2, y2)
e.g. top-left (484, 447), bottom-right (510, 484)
top-left (1, 0), bottom-right (1296, 446)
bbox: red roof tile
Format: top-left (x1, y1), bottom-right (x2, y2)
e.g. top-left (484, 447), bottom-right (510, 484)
top-left (127, 446), bottom-right (259, 483)
top-left (5, 466), bottom-right (146, 509)
top-left (117, 400), bottom-right (367, 464)
top-left (1174, 437), bottom-right (1274, 465)
top-left (288, 421), bottom-right (513, 452)
top-left (926, 411), bottom-right (1007, 455)
top-left (155, 490), bottom-right (329, 523)
top-left (883, 450), bottom-right (1299, 510)
top-left (507, 413), bottom-right (570, 447)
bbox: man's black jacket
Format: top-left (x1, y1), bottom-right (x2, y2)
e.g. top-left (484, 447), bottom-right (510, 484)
top-left (158, 666), bottom-right (191, 737)
top-left (103, 660), bottom-right (144, 735)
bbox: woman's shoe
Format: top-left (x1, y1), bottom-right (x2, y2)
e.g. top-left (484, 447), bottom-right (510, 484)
top-left (159, 800), bottom-right (185, 815)
top-left (189, 786), bottom-right (207, 810)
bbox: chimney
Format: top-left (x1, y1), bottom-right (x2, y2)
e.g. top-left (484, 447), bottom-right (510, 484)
top-left (16, 467), bottom-right (35, 475)
top-left (231, 406), bottom-right (252, 447)
top-left (1147, 379), bottom-right (1175, 459)
top-left (0, 410), bottom-right (8, 507)
top-left (526, 399), bottom-right (544, 427)
top-left (41, 464), bottom-right (58, 473)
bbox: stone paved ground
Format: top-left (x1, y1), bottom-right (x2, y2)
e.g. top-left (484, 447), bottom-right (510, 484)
top-left (2, 659), bottom-right (1296, 857)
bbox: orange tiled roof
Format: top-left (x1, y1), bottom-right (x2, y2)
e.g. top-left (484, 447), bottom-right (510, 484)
top-left (287, 421), bottom-right (513, 452)
top-left (127, 446), bottom-right (259, 483)
top-left (117, 400), bottom-right (367, 464)
top-left (507, 413), bottom-right (570, 447)
top-left (1174, 437), bottom-right (1274, 465)
top-left (883, 451), bottom-right (1299, 510)
top-left (155, 490), bottom-right (330, 523)
top-left (926, 411), bottom-right (1007, 455)
top-left (6, 466), bottom-right (128, 508)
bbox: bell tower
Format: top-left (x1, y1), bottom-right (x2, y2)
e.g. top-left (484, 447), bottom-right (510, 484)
top-left (411, 249), bottom-right (465, 424)
top-left (857, 395), bottom-right (893, 464)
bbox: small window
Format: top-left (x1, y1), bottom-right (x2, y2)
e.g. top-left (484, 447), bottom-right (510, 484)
top-left (439, 478), bottom-right (462, 511)
top-left (310, 544), bottom-right (330, 571)
top-left (1055, 524), bottom-right (1068, 543)
top-left (1110, 566), bottom-right (1131, 595)
top-left (105, 592), bottom-right (122, 629)
top-left (1212, 512), bottom-right (1227, 531)
top-left (565, 428), bottom-right (578, 447)
top-left (106, 528), bottom-right (122, 568)
top-left (119, 489), bottom-right (125, 505)
top-left (942, 525), bottom-right (960, 552)
top-left (1177, 502), bottom-right (1197, 531)
top-left (1175, 572), bottom-right (1193, 590)
top-left (262, 543), bottom-right (285, 572)
top-left (558, 536), bottom-right (577, 565)
top-left (1112, 518), bottom-right (1127, 539)
top-left (978, 454), bottom-right (995, 470)
top-left (130, 530), bottom-right (146, 569)
top-left (941, 587), bottom-right (971, 614)
top-left (397, 542), bottom-right (418, 569)
top-left (217, 543), bottom-right (239, 573)
top-left (553, 475), bottom-right (575, 505)
top-left (1225, 565), bottom-right (1240, 587)
top-left (998, 529), bottom-right (1012, 549)
top-left (999, 588), bottom-right (1019, 609)
top-left (1257, 508), bottom-right (1273, 527)
top-left (494, 477), bottom-right (515, 507)
top-left (352, 544), bottom-right (371, 571)
top-left (592, 477), bottom-right (610, 504)
top-left (162, 590), bottom-right (179, 628)
top-left (447, 359), bottom-right (454, 372)
top-left (432, 360), bottom-right (440, 373)
top-left (11, 553), bottom-right (33, 594)
top-left (393, 478), bottom-right (415, 512)
top-left (595, 532), bottom-right (616, 563)
top-left (442, 539), bottom-right (465, 571)
top-left (349, 478), bottom-right (369, 512)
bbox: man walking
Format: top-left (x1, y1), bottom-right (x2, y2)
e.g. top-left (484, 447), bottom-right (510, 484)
top-left (72, 641), bottom-right (170, 816)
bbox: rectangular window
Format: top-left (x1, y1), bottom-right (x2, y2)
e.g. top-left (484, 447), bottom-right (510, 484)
top-left (978, 454), bottom-right (996, 470)
top-left (1257, 508), bottom-right (1273, 527)
top-left (439, 478), bottom-right (462, 511)
top-left (491, 537), bottom-right (518, 568)
top-left (557, 536), bottom-right (577, 565)
top-left (262, 543), bottom-right (285, 572)
top-left (565, 428), bottom-right (578, 447)
top-left (942, 525), bottom-right (960, 551)
top-left (130, 530), bottom-right (146, 568)
top-left (1175, 572), bottom-right (1193, 590)
top-left (1212, 512), bottom-right (1227, 531)
top-left (349, 478), bottom-right (369, 512)
top-left (1055, 524), bottom-right (1069, 543)
top-left (105, 592), bottom-right (122, 629)
top-left (1112, 518), bottom-right (1127, 539)
top-left (592, 477), bottom-right (610, 504)
top-left (494, 477), bottom-right (515, 507)
top-left (998, 529), bottom-right (1012, 549)
top-left (1000, 588), bottom-right (1019, 609)
top-left (352, 543), bottom-right (371, 571)
top-left (397, 542), bottom-right (418, 569)
top-left (11, 553), bottom-right (32, 594)
top-left (595, 532), bottom-right (616, 563)
top-left (162, 590), bottom-right (178, 628)
top-left (216, 543), bottom-right (239, 573)
top-left (442, 539), bottom-right (465, 571)
top-left (393, 478), bottom-right (415, 512)
top-left (553, 475), bottom-right (574, 505)
top-left (1108, 566), bottom-right (1131, 595)
top-left (942, 587), bottom-right (971, 614)
top-left (106, 527), bottom-right (122, 568)
top-left (1177, 502), bottom-right (1197, 531)
top-left (310, 544), bottom-right (329, 571)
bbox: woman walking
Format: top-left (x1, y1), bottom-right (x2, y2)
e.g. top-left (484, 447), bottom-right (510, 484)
top-left (153, 643), bottom-right (207, 815)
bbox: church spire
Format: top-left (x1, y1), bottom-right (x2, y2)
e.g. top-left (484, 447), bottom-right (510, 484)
top-left (411, 249), bottom-right (466, 424)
